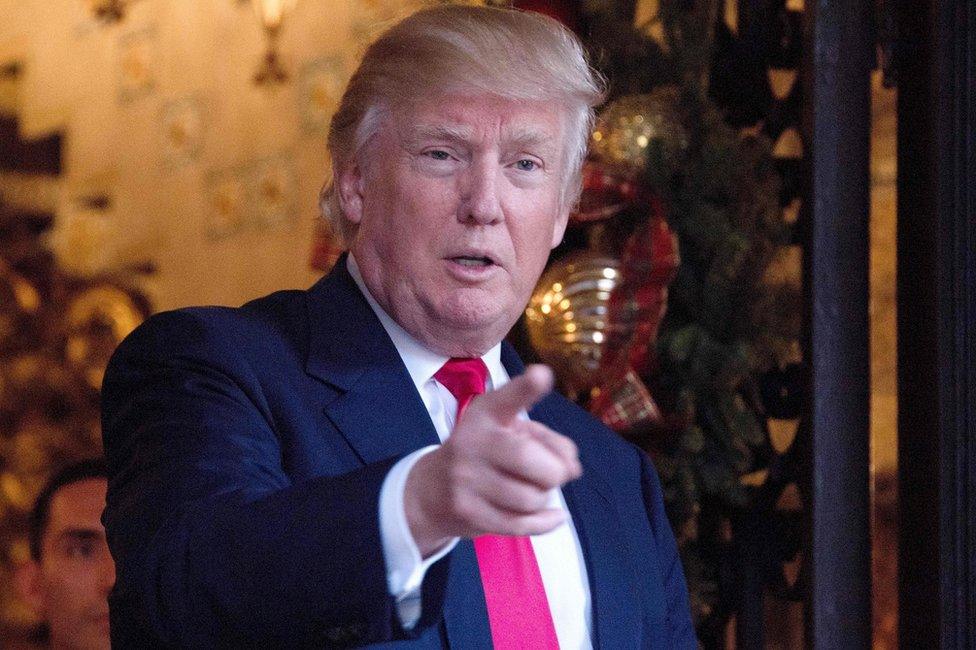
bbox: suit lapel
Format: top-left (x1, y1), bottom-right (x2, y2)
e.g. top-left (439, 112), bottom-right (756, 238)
top-left (530, 395), bottom-right (642, 649)
top-left (560, 474), bottom-right (642, 648)
top-left (304, 258), bottom-right (440, 463)
top-left (506, 345), bottom-right (642, 649)
top-left (442, 539), bottom-right (493, 649)
top-left (304, 281), bottom-right (643, 648)
top-left (305, 261), bottom-right (491, 646)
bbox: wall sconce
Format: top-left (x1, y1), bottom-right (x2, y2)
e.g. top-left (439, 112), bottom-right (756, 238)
top-left (89, 0), bottom-right (129, 24)
top-left (252, 0), bottom-right (298, 86)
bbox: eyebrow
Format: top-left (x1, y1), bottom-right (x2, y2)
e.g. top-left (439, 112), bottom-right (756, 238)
top-left (404, 124), bottom-right (473, 147)
top-left (506, 127), bottom-right (554, 152)
top-left (403, 124), bottom-right (556, 152)
top-left (55, 528), bottom-right (105, 544)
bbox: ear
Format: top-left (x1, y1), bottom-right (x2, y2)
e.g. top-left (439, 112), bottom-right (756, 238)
top-left (335, 161), bottom-right (366, 225)
top-left (549, 207), bottom-right (570, 249)
top-left (14, 560), bottom-right (45, 614)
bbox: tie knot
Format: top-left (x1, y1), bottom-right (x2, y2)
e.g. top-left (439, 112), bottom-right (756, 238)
top-left (435, 357), bottom-right (489, 405)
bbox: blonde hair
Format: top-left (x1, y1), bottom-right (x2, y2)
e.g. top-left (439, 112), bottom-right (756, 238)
top-left (321, 4), bottom-right (606, 245)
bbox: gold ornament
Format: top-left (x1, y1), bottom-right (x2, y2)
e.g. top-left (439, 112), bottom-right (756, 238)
top-left (525, 252), bottom-right (622, 394)
top-left (589, 86), bottom-right (688, 173)
top-left (64, 285), bottom-right (147, 390)
top-left (4, 353), bottom-right (87, 417)
top-left (0, 264), bottom-right (40, 349)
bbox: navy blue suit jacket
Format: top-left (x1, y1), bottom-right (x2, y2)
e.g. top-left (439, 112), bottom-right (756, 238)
top-left (101, 259), bottom-right (696, 648)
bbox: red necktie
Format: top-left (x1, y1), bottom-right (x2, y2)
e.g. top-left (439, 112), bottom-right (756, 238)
top-left (434, 358), bottom-right (561, 650)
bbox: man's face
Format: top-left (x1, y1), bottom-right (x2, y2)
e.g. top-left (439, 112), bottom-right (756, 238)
top-left (21, 478), bottom-right (114, 650)
top-left (341, 94), bottom-right (571, 356)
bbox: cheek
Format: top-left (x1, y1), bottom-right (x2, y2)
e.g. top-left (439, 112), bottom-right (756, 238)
top-left (367, 177), bottom-right (454, 237)
top-left (40, 574), bottom-right (77, 613)
top-left (513, 212), bottom-right (560, 262)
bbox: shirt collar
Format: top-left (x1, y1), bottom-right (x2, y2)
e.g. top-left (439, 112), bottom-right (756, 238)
top-left (346, 254), bottom-right (506, 391)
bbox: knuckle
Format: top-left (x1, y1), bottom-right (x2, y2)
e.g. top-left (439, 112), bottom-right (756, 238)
top-left (447, 463), bottom-right (466, 489)
top-left (520, 485), bottom-right (546, 511)
top-left (533, 489), bottom-right (551, 510)
top-left (509, 518), bottom-right (531, 537)
top-left (561, 436), bottom-right (579, 456)
top-left (512, 441), bottom-right (536, 473)
top-left (451, 493), bottom-right (476, 524)
top-left (509, 486), bottom-right (536, 513)
top-left (448, 455), bottom-right (481, 487)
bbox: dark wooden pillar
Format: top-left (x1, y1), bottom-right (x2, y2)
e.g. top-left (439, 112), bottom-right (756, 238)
top-left (895, 0), bottom-right (939, 644)
top-left (897, 0), bottom-right (976, 647)
top-left (806, 0), bottom-right (874, 647)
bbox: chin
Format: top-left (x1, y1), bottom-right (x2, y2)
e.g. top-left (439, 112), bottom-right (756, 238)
top-left (428, 298), bottom-right (517, 349)
top-left (437, 294), bottom-right (510, 328)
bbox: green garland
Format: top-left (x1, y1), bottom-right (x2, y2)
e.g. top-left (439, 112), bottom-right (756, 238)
top-left (582, 0), bottom-right (800, 636)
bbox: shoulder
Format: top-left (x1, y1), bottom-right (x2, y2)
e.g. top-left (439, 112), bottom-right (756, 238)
top-left (102, 290), bottom-right (320, 410)
top-left (112, 289), bottom-right (309, 362)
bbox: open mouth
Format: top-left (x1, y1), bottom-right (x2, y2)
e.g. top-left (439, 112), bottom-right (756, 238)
top-left (450, 255), bottom-right (495, 268)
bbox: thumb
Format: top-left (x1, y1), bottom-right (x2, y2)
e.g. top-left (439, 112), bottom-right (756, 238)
top-left (480, 364), bottom-right (554, 423)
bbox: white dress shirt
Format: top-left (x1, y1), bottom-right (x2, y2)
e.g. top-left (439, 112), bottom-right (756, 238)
top-left (346, 255), bottom-right (593, 649)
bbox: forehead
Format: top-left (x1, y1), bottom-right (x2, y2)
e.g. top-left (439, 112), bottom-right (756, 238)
top-left (392, 94), bottom-right (567, 148)
top-left (45, 478), bottom-right (107, 537)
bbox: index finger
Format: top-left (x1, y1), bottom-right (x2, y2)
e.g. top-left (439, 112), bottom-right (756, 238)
top-left (479, 364), bottom-right (554, 423)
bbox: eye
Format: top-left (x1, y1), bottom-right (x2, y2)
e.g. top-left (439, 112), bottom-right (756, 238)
top-left (66, 540), bottom-right (98, 560)
top-left (424, 149), bottom-right (452, 161)
top-left (515, 159), bottom-right (539, 172)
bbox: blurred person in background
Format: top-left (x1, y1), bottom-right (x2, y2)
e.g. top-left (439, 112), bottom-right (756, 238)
top-left (15, 459), bottom-right (114, 650)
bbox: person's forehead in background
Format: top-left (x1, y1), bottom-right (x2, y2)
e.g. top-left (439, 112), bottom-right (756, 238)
top-left (42, 478), bottom-right (107, 555)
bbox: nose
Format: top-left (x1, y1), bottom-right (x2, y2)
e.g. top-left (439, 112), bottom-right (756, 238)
top-left (460, 161), bottom-right (503, 225)
top-left (98, 544), bottom-right (116, 594)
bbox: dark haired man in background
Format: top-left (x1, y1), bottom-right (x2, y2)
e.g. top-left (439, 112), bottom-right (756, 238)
top-left (16, 459), bottom-right (114, 650)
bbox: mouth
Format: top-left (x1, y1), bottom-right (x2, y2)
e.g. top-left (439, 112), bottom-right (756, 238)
top-left (444, 251), bottom-right (502, 280)
top-left (449, 254), bottom-right (496, 268)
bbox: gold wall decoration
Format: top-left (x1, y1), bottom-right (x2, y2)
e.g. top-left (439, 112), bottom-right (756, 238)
top-left (160, 96), bottom-right (206, 169)
top-left (251, 155), bottom-right (298, 228)
top-left (205, 168), bottom-right (249, 241)
top-left (251, 0), bottom-right (299, 85)
top-left (205, 154), bottom-right (299, 240)
top-left (298, 56), bottom-right (347, 134)
top-left (89, 0), bottom-right (129, 24)
top-left (116, 27), bottom-right (158, 103)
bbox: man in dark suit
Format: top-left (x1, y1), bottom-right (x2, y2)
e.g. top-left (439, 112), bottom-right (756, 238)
top-left (101, 5), bottom-right (696, 648)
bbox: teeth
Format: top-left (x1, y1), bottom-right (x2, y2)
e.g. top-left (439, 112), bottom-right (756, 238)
top-left (455, 256), bottom-right (490, 267)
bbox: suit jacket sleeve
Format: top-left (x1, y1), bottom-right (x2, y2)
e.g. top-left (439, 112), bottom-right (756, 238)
top-left (100, 309), bottom-right (446, 647)
top-left (639, 448), bottom-right (698, 647)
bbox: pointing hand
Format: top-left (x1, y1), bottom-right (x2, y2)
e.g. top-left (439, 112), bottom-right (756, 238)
top-left (404, 365), bottom-right (583, 556)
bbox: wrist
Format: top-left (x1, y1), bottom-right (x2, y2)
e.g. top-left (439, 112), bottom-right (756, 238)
top-left (404, 451), bottom-right (453, 557)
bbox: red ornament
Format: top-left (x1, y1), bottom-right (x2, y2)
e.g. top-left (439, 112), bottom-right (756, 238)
top-left (512, 0), bottom-right (581, 33)
top-left (571, 162), bottom-right (642, 224)
top-left (599, 192), bottom-right (679, 378)
top-left (309, 218), bottom-right (343, 273)
top-left (590, 369), bottom-right (662, 434)
top-left (579, 176), bottom-right (680, 435)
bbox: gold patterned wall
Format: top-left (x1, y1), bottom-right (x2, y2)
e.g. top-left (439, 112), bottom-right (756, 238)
top-left (0, 0), bottom-right (428, 312)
